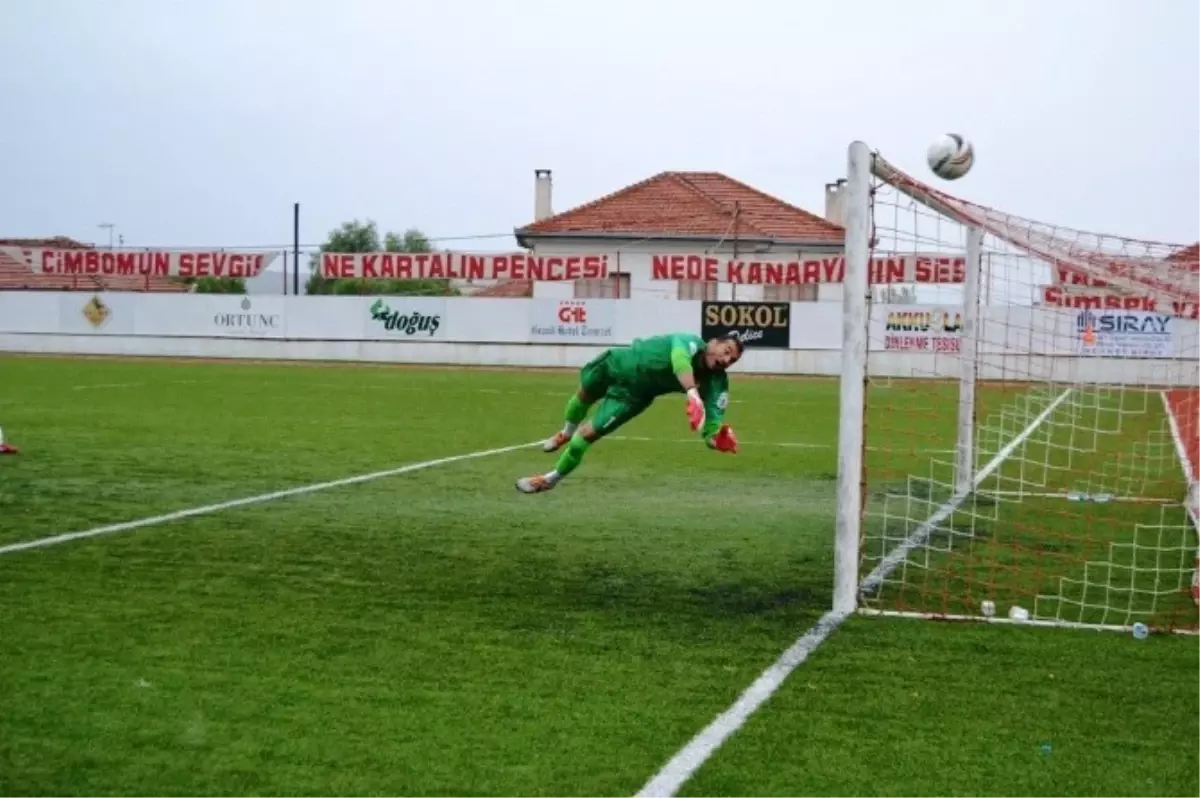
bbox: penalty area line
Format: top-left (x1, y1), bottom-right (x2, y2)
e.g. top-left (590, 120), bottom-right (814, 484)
top-left (0, 440), bottom-right (541, 557)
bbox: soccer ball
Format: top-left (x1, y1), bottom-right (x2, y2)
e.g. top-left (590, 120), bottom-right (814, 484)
top-left (926, 133), bottom-right (974, 180)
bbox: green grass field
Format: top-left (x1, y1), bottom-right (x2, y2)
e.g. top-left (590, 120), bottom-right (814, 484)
top-left (1, 355), bottom-right (1196, 796)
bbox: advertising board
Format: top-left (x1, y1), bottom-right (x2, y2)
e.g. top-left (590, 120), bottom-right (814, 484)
top-left (1074, 310), bottom-right (1173, 358)
top-left (528, 299), bottom-right (617, 344)
top-left (876, 306), bottom-right (963, 353)
top-left (700, 301), bottom-right (790, 348)
top-left (362, 297), bottom-right (447, 340)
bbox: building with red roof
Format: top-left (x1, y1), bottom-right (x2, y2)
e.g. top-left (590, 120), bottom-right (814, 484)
top-left (503, 169), bottom-right (845, 302)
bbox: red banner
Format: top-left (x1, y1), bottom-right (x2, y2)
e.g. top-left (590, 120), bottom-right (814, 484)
top-left (0, 247), bottom-right (278, 279)
top-left (1050, 259), bottom-right (1198, 290)
top-left (320, 251), bottom-right (967, 284)
top-left (1051, 265), bottom-right (1113, 288)
top-left (650, 253), bottom-right (967, 285)
top-left (320, 252), bottom-right (610, 281)
top-left (1039, 284), bottom-right (1199, 318)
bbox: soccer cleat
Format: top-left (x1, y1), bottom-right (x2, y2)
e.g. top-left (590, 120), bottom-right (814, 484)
top-left (542, 431), bottom-right (570, 452)
top-left (515, 474), bottom-right (555, 494)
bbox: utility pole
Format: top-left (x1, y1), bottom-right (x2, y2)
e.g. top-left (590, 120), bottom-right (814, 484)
top-left (730, 202), bottom-right (740, 303)
top-left (98, 222), bottom-right (116, 249)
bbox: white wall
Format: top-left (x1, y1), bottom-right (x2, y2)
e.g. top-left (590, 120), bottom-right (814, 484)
top-left (0, 292), bottom-right (1195, 387)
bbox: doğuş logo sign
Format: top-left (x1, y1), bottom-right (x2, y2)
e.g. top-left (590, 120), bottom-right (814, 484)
top-left (369, 299), bottom-right (441, 336)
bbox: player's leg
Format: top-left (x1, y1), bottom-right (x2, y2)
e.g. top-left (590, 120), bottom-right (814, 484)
top-left (542, 388), bottom-right (594, 452)
top-left (542, 351), bottom-right (611, 452)
top-left (517, 395), bottom-right (646, 494)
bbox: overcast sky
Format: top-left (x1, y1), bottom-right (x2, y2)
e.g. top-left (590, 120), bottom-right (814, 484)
top-left (1, 0), bottom-right (1196, 255)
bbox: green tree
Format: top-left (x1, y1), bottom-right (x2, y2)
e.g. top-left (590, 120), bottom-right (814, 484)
top-left (306, 219), bottom-right (457, 296)
top-left (173, 275), bottom-right (246, 293)
top-left (195, 276), bottom-right (247, 293)
top-left (385, 227), bottom-right (432, 254)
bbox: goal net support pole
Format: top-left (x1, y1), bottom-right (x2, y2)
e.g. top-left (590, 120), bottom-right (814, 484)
top-left (833, 141), bottom-right (871, 616)
top-left (954, 227), bottom-right (984, 496)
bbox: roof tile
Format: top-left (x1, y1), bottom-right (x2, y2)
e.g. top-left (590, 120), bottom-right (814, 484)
top-left (470, 279), bottom-right (533, 298)
top-left (1167, 242), bottom-right (1198, 264)
top-left (516, 171), bottom-right (843, 243)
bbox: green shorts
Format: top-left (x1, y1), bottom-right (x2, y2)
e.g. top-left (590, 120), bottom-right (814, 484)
top-left (578, 350), bottom-right (649, 439)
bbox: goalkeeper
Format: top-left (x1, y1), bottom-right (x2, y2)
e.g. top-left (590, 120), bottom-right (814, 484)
top-left (516, 332), bottom-right (743, 494)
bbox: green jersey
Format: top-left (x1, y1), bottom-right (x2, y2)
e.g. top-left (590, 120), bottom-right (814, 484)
top-left (603, 332), bottom-right (730, 438)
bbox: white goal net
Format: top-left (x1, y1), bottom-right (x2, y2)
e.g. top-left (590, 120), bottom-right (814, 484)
top-left (833, 141), bottom-right (1200, 634)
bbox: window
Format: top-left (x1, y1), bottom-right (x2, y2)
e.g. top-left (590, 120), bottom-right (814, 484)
top-left (677, 279), bottom-right (718, 300)
top-left (574, 274), bottom-right (630, 299)
top-left (763, 283), bottom-right (818, 302)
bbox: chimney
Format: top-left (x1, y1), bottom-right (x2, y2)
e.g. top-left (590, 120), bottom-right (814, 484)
top-left (534, 169), bottom-right (553, 221)
top-left (824, 179), bottom-right (847, 225)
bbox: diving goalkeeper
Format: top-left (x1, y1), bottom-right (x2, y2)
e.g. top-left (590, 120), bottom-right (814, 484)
top-left (515, 332), bottom-right (743, 494)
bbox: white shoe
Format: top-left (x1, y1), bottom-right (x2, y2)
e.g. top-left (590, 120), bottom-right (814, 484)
top-left (542, 431), bottom-right (570, 452)
top-left (516, 474), bottom-right (555, 494)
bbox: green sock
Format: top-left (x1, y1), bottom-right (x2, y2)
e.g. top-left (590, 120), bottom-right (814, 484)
top-left (560, 394), bottom-right (592, 437)
top-left (564, 394), bottom-right (589, 425)
top-left (550, 433), bottom-right (591, 480)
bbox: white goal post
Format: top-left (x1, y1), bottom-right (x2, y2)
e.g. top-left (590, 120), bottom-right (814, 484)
top-left (834, 140), bottom-right (1200, 634)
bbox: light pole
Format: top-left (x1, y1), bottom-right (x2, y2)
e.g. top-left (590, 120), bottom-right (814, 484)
top-left (98, 222), bottom-right (115, 249)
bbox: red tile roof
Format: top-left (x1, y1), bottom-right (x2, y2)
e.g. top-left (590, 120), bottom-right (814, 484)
top-left (1167, 242), bottom-right (1198, 264)
top-left (515, 171), bottom-right (843, 245)
top-left (471, 279), bottom-right (533, 298)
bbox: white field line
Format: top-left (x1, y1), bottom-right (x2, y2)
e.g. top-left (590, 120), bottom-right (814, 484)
top-left (387, 385), bottom-right (813, 408)
top-left (5, 380), bottom-right (195, 396)
top-left (56, 380), bottom-right (798, 408)
top-left (635, 387), bottom-right (1074, 798)
top-left (611, 435), bottom-right (828, 450)
top-left (1160, 390), bottom-right (1199, 531)
top-left (71, 381), bottom-right (147, 391)
top-left (0, 441), bottom-right (539, 557)
top-left (858, 607), bottom-right (1199, 636)
top-left (611, 435), bottom-right (955, 456)
top-left (978, 490), bottom-right (1173, 503)
top-left (59, 379), bottom-right (806, 407)
top-left (67, 379), bottom-right (206, 391)
top-left (1161, 390), bottom-right (1197, 484)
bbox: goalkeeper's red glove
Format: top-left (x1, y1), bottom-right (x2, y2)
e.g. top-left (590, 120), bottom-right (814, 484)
top-left (685, 389), bottom-right (705, 431)
top-left (712, 424), bottom-right (738, 454)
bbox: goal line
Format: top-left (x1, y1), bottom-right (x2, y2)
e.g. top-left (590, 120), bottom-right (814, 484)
top-left (1162, 387), bottom-right (1200, 605)
top-left (977, 491), bottom-right (1175, 504)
